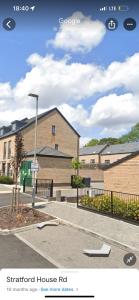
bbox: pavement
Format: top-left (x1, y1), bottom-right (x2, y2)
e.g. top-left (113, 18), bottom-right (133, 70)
top-left (16, 201), bottom-right (139, 268)
top-left (0, 187), bottom-right (139, 269)
top-left (0, 190), bottom-right (42, 207)
top-left (16, 222), bottom-right (139, 268)
top-left (0, 184), bottom-right (12, 193)
top-left (36, 201), bottom-right (139, 253)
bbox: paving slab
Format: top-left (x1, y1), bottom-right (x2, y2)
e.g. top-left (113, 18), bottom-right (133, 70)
top-left (16, 223), bottom-right (139, 268)
top-left (37, 202), bottom-right (139, 252)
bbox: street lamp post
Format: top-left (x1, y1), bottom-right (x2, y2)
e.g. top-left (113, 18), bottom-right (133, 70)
top-left (28, 93), bottom-right (39, 208)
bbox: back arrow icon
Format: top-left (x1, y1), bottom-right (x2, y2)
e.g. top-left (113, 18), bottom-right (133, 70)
top-left (3, 18), bottom-right (16, 31)
top-left (7, 20), bottom-right (11, 29)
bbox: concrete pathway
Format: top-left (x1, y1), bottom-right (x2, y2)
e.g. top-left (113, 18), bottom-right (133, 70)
top-left (16, 223), bottom-right (139, 268)
top-left (0, 192), bottom-right (43, 207)
top-left (37, 201), bottom-right (139, 253)
top-left (0, 184), bottom-right (13, 193)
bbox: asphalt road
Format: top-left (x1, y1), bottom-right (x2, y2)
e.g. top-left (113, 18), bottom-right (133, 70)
top-left (0, 235), bottom-right (56, 268)
top-left (0, 193), bottom-right (37, 207)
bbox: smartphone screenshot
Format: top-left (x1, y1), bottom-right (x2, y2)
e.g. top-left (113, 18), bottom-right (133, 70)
top-left (0, 0), bottom-right (139, 299)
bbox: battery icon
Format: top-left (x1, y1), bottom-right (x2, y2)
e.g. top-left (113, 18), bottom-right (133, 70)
top-left (118, 5), bottom-right (129, 11)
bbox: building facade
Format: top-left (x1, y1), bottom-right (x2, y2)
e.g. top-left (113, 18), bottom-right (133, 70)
top-left (79, 142), bottom-right (139, 166)
top-left (104, 152), bottom-right (139, 194)
top-left (0, 107), bottom-right (80, 185)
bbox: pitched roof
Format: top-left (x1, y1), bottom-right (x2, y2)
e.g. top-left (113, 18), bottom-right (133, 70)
top-left (103, 150), bottom-right (139, 170)
top-left (80, 144), bottom-right (107, 155)
top-left (101, 142), bottom-right (139, 155)
top-left (0, 107), bottom-right (80, 139)
top-left (80, 141), bottom-right (139, 156)
top-left (26, 146), bottom-right (73, 158)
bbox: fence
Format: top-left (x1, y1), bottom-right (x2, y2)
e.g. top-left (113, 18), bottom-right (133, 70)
top-left (23, 177), bottom-right (53, 198)
top-left (77, 188), bottom-right (139, 223)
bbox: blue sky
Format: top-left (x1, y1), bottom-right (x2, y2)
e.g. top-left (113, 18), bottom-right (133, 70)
top-left (0, 0), bottom-right (139, 146)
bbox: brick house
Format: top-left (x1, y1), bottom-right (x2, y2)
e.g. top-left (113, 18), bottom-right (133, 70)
top-left (104, 151), bottom-right (139, 194)
top-left (79, 144), bottom-right (107, 165)
top-left (26, 146), bottom-right (73, 185)
top-left (0, 107), bottom-right (80, 185)
top-left (79, 142), bottom-right (139, 166)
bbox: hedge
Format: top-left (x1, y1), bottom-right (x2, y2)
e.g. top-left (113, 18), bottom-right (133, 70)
top-left (80, 195), bottom-right (139, 221)
top-left (0, 176), bottom-right (14, 184)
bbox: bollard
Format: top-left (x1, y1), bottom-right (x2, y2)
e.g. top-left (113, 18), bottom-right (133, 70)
top-left (56, 190), bottom-right (61, 202)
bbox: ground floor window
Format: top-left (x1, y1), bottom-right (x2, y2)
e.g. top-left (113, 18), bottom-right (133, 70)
top-left (105, 159), bottom-right (110, 165)
top-left (2, 163), bottom-right (6, 175)
top-left (7, 163), bottom-right (12, 177)
top-left (90, 159), bottom-right (95, 164)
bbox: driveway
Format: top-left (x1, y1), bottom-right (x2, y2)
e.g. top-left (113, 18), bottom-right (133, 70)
top-left (0, 235), bottom-right (55, 268)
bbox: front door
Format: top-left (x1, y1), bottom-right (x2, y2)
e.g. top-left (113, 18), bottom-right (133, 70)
top-left (20, 160), bottom-right (32, 185)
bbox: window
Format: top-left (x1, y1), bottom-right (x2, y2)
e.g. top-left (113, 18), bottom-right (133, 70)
top-left (105, 160), bottom-right (110, 165)
top-left (52, 125), bottom-right (56, 135)
top-left (2, 163), bottom-right (6, 175)
top-left (90, 159), bottom-right (95, 164)
top-left (3, 142), bottom-right (7, 159)
top-left (55, 144), bottom-right (59, 150)
top-left (8, 141), bottom-right (11, 159)
top-left (12, 123), bottom-right (16, 131)
top-left (81, 160), bottom-right (85, 164)
top-left (0, 128), bottom-right (4, 136)
top-left (7, 163), bottom-right (11, 176)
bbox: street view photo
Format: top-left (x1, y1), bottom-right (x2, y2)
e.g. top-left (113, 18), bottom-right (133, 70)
top-left (0, 0), bottom-right (139, 270)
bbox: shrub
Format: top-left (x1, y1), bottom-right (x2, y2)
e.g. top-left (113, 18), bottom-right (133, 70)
top-left (80, 194), bottom-right (139, 221)
top-left (0, 176), bottom-right (14, 185)
top-left (71, 175), bottom-right (85, 188)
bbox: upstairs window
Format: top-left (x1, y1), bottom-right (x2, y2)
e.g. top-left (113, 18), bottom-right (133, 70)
top-left (8, 141), bottom-right (11, 159)
top-left (3, 142), bottom-right (7, 160)
top-left (52, 125), bottom-right (56, 136)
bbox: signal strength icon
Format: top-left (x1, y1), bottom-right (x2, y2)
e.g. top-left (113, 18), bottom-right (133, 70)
top-left (100, 7), bottom-right (107, 11)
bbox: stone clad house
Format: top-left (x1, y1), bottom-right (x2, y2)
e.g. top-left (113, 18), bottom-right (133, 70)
top-left (0, 107), bottom-right (80, 186)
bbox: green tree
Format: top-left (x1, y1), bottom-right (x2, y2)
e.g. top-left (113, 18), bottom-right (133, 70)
top-left (98, 137), bottom-right (119, 145)
top-left (71, 158), bottom-right (82, 175)
top-left (119, 123), bottom-right (139, 143)
top-left (71, 158), bottom-right (84, 188)
top-left (85, 138), bottom-right (99, 147)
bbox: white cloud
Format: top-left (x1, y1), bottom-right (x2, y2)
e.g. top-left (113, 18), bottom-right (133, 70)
top-left (13, 52), bottom-right (139, 110)
top-left (0, 50), bottom-right (139, 138)
top-left (58, 103), bottom-right (88, 126)
top-left (0, 107), bottom-right (46, 127)
top-left (87, 93), bottom-right (139, 127)
top-left (13, 54), bottom-right (98, 106)
top-left (49, 11), bottom-right (106, 53)
top-left (100, 127), bottom-right (130, 138)
top-left (80, 137), bottom-right (91, 147)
